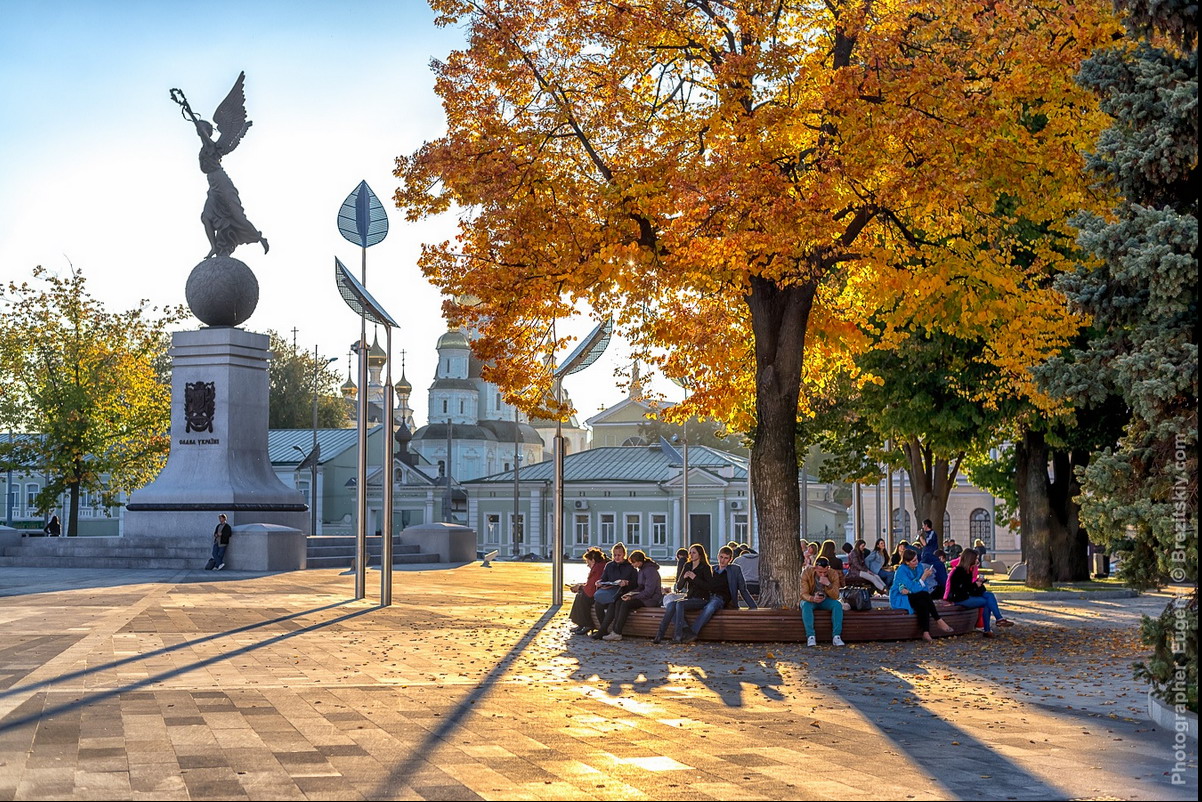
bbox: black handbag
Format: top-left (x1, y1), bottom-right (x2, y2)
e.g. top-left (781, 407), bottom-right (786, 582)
top-left (840, 586), bottom-right (872, 611)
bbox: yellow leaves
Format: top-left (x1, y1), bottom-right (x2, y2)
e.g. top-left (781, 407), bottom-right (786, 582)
top-left (398, 0), bottom-right (1118, 423)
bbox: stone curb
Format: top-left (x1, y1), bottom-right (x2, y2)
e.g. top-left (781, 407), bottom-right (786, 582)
top-left (1147, 688), bottom-right (1200, 741)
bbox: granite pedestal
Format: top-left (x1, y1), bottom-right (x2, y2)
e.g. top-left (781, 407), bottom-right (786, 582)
top-left (125, 327), bottom-right (307, 539)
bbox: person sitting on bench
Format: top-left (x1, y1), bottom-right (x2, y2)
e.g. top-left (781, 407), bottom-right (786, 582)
top-left (946, 548), bottom-right (1013, 636)
top-left (890, 548), bottom-right (954, 641)
top-left (653, 543), bottom-right (713, 644)
top-left (568, 548), bottom-right (608, 635)
top-left (590, 543), bottom-right (637, 639)
top-left (601, 550), bottom-right (663, 641)
top-left (733, 545), bottom-right (760, 597)
top-left (846, 539), bottom-right (887, 592)
top-left (690, 545), bottom-right (758, 638)
top-left (799, 557), bottom-right (845, 647)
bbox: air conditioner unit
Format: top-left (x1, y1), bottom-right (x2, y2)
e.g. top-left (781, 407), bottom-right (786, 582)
top-left (730, 500), bottom-right (744, 511)
top-left (573, 500), bottom-right (589, 510)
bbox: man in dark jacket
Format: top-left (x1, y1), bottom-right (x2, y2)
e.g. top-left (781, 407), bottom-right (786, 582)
top-left (687, 546), bottom-right (758, 641)
top-left (205, 514), bottom-right (232, 570)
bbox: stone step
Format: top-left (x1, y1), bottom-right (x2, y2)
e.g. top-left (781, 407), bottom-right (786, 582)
top-left (304, 553), bottom-right (442, 569)
top-left (0, 535), bottom-right (440, 570)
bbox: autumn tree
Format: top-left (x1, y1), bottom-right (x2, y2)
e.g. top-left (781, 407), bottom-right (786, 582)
top-left (0, 267), bottom-right (185, 536)
top-left (1057, 0), bottom-right (1198, 592)
top-left (397, 0), bottom-right (1117, 604)
top-left (266, 332), bottom-right (350, 431)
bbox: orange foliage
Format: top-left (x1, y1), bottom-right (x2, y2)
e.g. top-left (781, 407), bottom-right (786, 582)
top-left (398, 0), bottom-right (1117, 428)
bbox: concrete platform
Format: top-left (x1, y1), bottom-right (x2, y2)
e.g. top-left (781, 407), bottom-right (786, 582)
top-left (0, 564), bottom-right (1194, 801)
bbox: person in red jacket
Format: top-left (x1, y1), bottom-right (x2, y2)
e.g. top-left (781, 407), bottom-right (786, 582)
top-left (568, 548), bottom-right (608, 635)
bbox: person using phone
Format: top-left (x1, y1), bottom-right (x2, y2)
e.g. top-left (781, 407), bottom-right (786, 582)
top-left (889, 548), bottom-right (954, 641)
top-left (947, 549), bottom-right (1013, 636)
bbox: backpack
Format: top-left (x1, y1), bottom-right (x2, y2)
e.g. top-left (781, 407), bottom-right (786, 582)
top-left (840, 586), bottom-right (872, 611)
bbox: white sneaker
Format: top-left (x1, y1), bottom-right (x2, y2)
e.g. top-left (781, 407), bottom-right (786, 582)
top-left (601, 632), bottom-right (622, 641)
top-left (806, 636), bottom-right (817, 647)
top-left (832, 636), bottom-right (845, 647)
top-left (215, 563), bottom-right (225, 571)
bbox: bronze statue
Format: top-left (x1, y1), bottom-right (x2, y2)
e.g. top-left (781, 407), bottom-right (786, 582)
top-left (170, 73), bottom-right (269, 259)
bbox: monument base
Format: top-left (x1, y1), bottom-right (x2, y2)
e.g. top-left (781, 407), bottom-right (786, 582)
top-left (125, 327), bottom-right (307, 539)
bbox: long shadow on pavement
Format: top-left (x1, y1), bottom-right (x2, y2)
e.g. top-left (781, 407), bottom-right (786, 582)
top-left (370, 605), bottom-right (561, 799)
top-left (812, 660), bottom-right (1067, 799)
top-left (0, 603), bottom-right (377, 734)
top-left (0, 599), bottom-right (352, 702)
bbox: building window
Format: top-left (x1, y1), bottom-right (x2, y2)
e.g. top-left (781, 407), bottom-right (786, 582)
top-left (651, 513), bottom-right (667, 546)
top-left (942, 510), bottom-right (952, 540)
top-left (509, 513), bottom-right (525, 544)
top-left (496, 392), bottom-right (502, 409)
top-left (733, 513), bottom-right (748, 541)
top-left (25, 484), bottom-right (39, 514)
top-left (891, 508), bottom-right (912, 540)
top-left (599, 513), bottom-right (616, 544)
top-left (297, 480), bottom-right (311, 505)
top-left (486, 514), bottom-right (501, 543)
top-left (969, 508), bottom-right (992, 550)
top-left (574, 514), bottom-right (590, 545)
top-left (624, 513), bottom-right (641, 545)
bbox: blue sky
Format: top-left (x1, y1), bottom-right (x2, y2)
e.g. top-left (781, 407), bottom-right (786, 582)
top-left (0, 1), bottom-right (665, 428)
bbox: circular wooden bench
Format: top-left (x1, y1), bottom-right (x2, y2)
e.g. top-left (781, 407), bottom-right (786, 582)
top-left (592, 601), bottom-right (979, 642)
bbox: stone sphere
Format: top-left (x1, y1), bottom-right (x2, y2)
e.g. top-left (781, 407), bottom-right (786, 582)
top-left (185, 256), bottom-right (259, 327)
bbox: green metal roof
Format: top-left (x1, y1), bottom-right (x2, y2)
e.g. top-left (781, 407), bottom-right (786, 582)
top-left (467, 444), bottom-right (750, 484)
top-left (268, 427), bottom-right (374, 465)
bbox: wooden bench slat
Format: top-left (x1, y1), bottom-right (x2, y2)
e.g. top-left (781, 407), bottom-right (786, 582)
top-left (590, 603), bottom-right (979, 642)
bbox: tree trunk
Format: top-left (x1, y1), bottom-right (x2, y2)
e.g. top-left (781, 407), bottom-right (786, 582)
top-left (749, 277), bottom-right (815, 607)
top-left (1048, 448), bottom-right (1091, 581)
top-left (1017, 429), bottom-right (1054, 588)
top-left (66, 481), bottom-right (80, 537)
top-left (901, 437), bottom-right (963, 543)
top-left (1017, 427), bottom-right (1091, 587)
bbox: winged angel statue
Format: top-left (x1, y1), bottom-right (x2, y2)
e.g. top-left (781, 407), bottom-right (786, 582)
top-left (170, 73), bottom-right (269, 259)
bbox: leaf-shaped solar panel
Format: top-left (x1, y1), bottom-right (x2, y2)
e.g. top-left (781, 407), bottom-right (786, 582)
top-left (337, 180), bottom-right (389, 248)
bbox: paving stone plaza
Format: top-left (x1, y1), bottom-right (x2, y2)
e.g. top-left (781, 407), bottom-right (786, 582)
top-left (0, 563), bottom-right (1196, 801)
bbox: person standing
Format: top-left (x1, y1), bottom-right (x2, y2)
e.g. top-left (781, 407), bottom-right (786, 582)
top-left (43, 515), bottom-right (61, 537)
top-left (206, 514), bottom-right (232, 570)
top-left (918, 519), bottom-right (941, 564)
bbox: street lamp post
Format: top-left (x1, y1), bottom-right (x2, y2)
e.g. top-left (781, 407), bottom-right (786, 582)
top-left (335, 257), bottom-right (398, 606)
top-left (550, 318), bottom-right (612, 605)
top-left (336, 179), bottom-right (389, 601)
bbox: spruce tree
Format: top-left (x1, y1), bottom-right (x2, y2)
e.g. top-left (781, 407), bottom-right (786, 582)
top-left (1061, 1), bottom-right (1197, 590)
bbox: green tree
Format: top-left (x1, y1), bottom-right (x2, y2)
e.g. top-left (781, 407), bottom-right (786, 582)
top-left (267, 332), bottom-right (350, 430)
top-left (1061, 0), bottom-right (1197, 591)
top-left (0, 267), bottom-right (185, 536)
